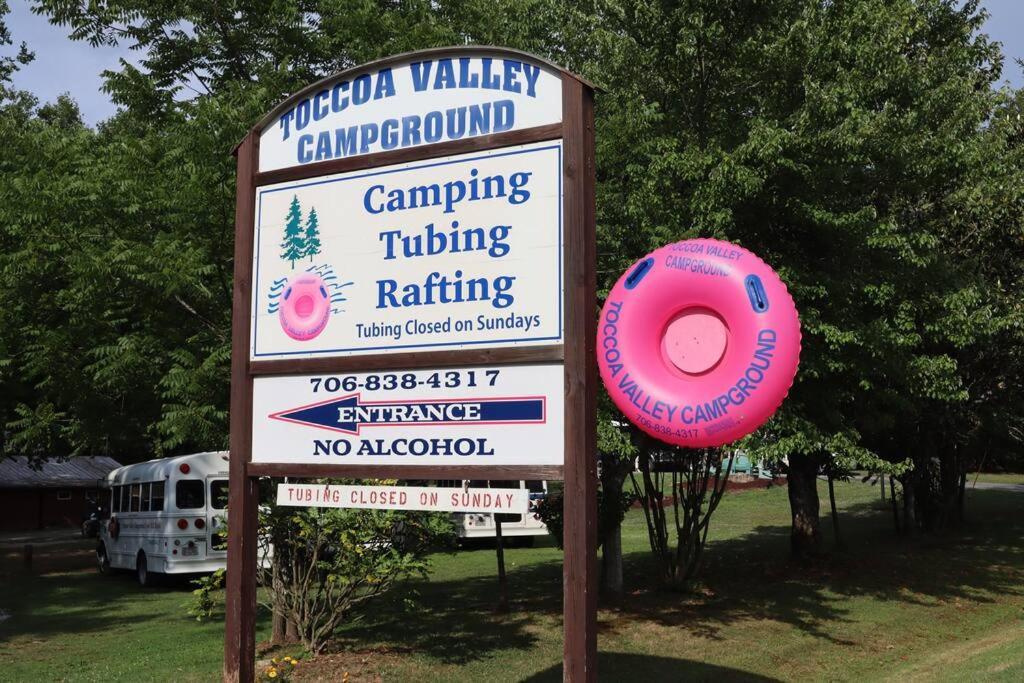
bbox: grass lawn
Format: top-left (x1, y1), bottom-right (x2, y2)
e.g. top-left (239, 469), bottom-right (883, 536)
top-left (2, 481), bottom-right (1023, 681)
top-left (968, 472), bottom-right (1024, 485)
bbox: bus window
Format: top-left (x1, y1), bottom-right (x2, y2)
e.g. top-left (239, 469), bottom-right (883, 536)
top-left (526, 480), bottom-right (545, 492)
top-left (210, 480), bottom-right (228, 510)
top-left (176, 480), bottom-right (204, 509)
top-left (151, 481), bottom-right (165, 512)
top-left (130, 484), bottom-right (142, 512)
top-left (140, 483), bottom-right (151, 512)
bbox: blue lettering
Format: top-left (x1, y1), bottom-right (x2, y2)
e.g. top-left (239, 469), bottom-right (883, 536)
top-left (402, 115), bottom-right (421, 146)
top-left (493, 100), bottom-right (514, 132)
top-left (481, 58), bottom-right (501, 89)
top-left (424, 111), bottom-right (443, 143)
top-left (352, 74), bottom-right (371, 105)
top-left (335, 126), bottom-right (357, 157)
top-left (297, 134), bottom-right (314, 164)
top-left (503, 60), bottom-right (522, 93)
top-left (280, 110), bottom-right (294, 140)
top-left (314, 131), bottom-right (331, 161)
top-left (469, 102), bottom-right (492, 136)
top-left (411, 61), bottom-right (432, 91)
top-left (358, 122), bottom-right (378, 153)
top-left (434, 58), bottom-right (457, 89)
top-left (295, 100), bottom-right (310, 131)
top-left (458, 58), bottom-right (479, 88)
top-left (331, 81), bottom-right (349, 112)
top-left (313, 89), bottom-right (329, 120)
top-left (381, 118), bottom-right (399, 150)
top-left (364, 185), bottom-right (385, 214)
top-left (374, 68), bottom-right (396, 99)
top-left (521, 63), bottom-right (540, 97)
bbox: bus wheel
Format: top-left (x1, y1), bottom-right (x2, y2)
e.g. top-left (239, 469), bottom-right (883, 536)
top-left (136, 552), bottom-right (153, 587)
top-left (97, 543), bottom-right (111, 574)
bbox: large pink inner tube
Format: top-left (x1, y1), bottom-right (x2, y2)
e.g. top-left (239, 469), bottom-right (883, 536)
top-left (597, 238), bottom-right (801, 448)
top-left (279, 273), bottom-right (331, 341)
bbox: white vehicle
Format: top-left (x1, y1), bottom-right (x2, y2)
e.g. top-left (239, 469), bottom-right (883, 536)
top-left (97, 451), bottom-right (229, 586)
top-left (438, 480), bottom-right (549, 544)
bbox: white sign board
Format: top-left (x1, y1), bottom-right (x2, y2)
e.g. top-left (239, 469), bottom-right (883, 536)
top-left (252, 364), bottom-right (564, 466)
top-left (250, 141), bottom-right (563, 360)
top-left (276, 483), bottom-right (530, 514)
top-left (258, 53), bottom-right (563, 172)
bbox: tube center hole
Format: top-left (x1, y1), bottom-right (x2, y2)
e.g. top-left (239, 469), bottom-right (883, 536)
top-left (295, 295), bottom-right (315, 318)
top-left (663, 309), bottom-right (728, 375)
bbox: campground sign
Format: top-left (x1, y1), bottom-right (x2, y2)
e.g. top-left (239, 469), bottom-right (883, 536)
top-left (251, 140), bottom-right (563, 358)
top-left (258, 54), bottom-right (563, 171)
top-left (226, 47), bottom-right (597, 683)
top-left (251, 364), bottom-right (564, 466)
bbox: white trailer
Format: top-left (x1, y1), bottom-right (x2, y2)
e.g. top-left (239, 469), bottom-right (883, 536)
top-left (97, 451), bottom-right (229, 586)
top-left (437, 479), bottom-right (549, 544)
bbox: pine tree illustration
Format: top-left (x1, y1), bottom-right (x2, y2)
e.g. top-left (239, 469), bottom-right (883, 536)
top-left (303, 207), bottom-right (322, 262)
top-left (280, 195), bottom-right (305, 269)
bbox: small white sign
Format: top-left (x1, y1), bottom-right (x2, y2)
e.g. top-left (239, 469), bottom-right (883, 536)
top-left (276, 483), bottom-right (530, 514)
top-left (258, 52), bottom-right (563, 172)
top-left (252, 364), bottom-right (564, 466)
top-left (250, 140), bottom-right (563, 360)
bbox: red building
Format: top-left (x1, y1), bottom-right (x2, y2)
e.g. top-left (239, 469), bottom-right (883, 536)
top-left (0, 456), bottom-right (121, 531)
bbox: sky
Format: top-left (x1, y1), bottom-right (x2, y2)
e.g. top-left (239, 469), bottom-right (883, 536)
top-left (5, 0), bottom-right (1024, 126)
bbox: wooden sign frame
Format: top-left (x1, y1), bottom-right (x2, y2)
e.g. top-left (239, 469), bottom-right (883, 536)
top-left (224, 46), bottom-right (596, 682)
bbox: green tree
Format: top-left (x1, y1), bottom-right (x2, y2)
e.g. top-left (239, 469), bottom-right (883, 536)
top-left (281, 195), bottom-right (304, 269)
top-left (303, 206), bottom-right (321, 262)
top-left (578, 0), bottom-right (1008, 557)
top-left (4, 0), bottom-right (578, 464)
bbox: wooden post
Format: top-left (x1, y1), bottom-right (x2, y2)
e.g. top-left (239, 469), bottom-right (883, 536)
top-left (494, 515), bottom-right (510, 614)
top-left (561, 76), bottom-right (598, 682)
top-left (224, 131), bottom-right (259, 683)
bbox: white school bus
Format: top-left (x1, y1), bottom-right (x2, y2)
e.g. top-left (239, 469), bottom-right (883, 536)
top-left (437, 479), bottom-right (549, 544)
top-left (97, 452), bottom-right (229, 586)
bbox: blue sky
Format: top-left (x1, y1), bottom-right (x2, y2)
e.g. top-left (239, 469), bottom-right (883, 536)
top-left (5, 0), bottom-right (1024, 125)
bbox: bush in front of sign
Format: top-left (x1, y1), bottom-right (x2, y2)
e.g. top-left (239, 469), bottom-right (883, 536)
top-left (532, 485), bottom-right (635, 551)
top-left (257, 489), bottom-right (455, 655)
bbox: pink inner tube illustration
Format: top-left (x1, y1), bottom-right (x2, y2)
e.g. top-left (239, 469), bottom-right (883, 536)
top-left (597, 238), bottom-right (801, 448)
top-left (279, 273), bottom-right (331, 341)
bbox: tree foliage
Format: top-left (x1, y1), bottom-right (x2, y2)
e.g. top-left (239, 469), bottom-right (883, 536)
top-left (1, 1), bottom-right (1021, 557)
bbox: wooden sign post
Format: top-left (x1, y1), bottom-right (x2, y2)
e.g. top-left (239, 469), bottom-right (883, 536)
top-left (225, 46), bottom-right (596, 682)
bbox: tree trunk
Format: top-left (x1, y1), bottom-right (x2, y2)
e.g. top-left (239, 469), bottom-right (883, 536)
top-left (787, 453), bottom-right (822, 560)
top-left (889, 476), bottom-right (901, 535)
top-left (599, 456), bottom-right (632, 598)
top-left (902, 473), bottom-right (918, 535)
top-left (827, 472), bottom-right (843, 550)
top-left (494, 516), bottom-right (509, 614)
top-left (272, 609), bottom-right (287, 645)
top-left (956, 471), bottom-right (967, 523)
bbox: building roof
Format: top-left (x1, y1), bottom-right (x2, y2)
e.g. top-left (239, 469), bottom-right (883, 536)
top-left (0, 456), bottom-right (123, 489)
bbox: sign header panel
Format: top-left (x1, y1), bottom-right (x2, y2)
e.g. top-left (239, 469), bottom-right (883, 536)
top-left (258, 53), bottom-right (563, 172)
top-left (252, 364), bottom-right (564, 466)
top-left (250, 141), bottom-right (563, 360)
top-left (276, 483), bottom-right (530, 514)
